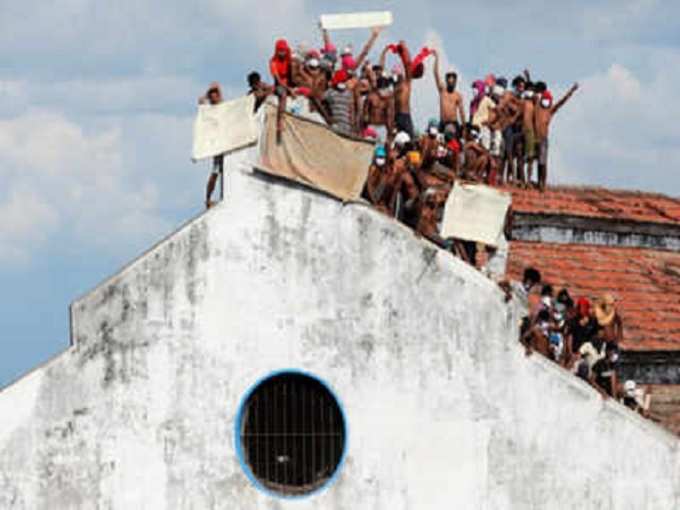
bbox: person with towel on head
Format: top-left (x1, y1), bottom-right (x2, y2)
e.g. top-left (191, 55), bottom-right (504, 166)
top-left (380, 41), bottom-right (416, 139)
top-left (323, 70), bottom-right (357, 136)
top-left (594, 293), bottom-right (623, 346)
top-left (270, 39), bottom-right (296, 143)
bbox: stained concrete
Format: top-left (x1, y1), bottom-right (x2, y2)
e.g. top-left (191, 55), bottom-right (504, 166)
top-left (1, 159), bottom-right (679, 509)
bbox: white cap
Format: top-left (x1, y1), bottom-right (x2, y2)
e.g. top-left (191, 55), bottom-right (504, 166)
top-left (342, 44), bottom-right (353, 56)
top-left (394, 131), bottom-right (411, 146)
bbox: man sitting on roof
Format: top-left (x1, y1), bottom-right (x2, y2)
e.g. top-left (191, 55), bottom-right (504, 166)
top-left (247, 72), bottom-right (273, 113)
top-left (565, 297), bottom-right (599, 367)
top-left (269, 39), bottom-right (296, 143)
top-left (365, 145), bottom-right (400, 216)
top-left (462, 124), bottom-right (491, 181)
top-left (198, 82), bottom-right (225, 209)
top-left (591, 342), bottom-right (620, 399)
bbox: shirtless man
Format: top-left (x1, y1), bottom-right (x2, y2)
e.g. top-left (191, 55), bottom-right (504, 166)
top-left (432, 50), bottom-right (465, 131)
top-left (534, 83), bottom-right (579, 190)
top-left (490, 80), bottom-right (522, 184)
top-left (521, 84), bottom-right (539, 186)
top-left (247, 72), bottom-right (273, 113)
top-left (380, 41), bottom-right (415, 138)
top-left (462, 124), bottom-right (491, 181)
top-left (295, 57), bottom-right (332, 123)
top-left (365, 145), bottom-right (401, 216)
top-left (361, 74), bottom-right (395, 135)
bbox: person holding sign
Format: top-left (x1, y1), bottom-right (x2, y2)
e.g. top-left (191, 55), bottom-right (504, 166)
top-left (198, 82), bottom-right (225, 209)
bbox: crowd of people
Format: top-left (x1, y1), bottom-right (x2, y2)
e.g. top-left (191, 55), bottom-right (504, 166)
top-left (200, 26), bottom-right (579, 208)
top-left (197, 27), bottom-right (657, 421)
top-left (511, 267), bottom-right (650, 416)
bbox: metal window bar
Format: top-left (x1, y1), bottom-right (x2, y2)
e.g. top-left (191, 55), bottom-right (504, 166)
top-left (241, 374), bottom-right (344, 495)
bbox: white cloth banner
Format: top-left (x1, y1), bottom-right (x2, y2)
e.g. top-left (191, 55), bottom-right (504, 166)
top-left (192, 95), bottom-right (257, 161)
top-left (320, 11), bottom-right (393, 30)
top-left (440, 183), bottom-right (511, 247)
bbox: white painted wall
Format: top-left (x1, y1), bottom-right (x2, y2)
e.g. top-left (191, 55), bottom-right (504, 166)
top-left (1, 164), bottom-right (679, 510)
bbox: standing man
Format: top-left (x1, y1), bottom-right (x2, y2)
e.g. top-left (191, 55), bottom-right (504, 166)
top-left (521, 84), bottom-right (538, 187)
top-left (361, 74), bottom-right (395, 136)
top-left (534, 83), bottom-right (579, 190)
top-left (198, 82), bottom-right (226, 209)
top-left (432, 49), bottom-right (465, 131)
top-left (324, 72), bottom-right (357, 136)
top-left (381, 41), bottom-right (415, 138)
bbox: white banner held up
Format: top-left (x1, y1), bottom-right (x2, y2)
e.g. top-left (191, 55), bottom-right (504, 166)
top-left (192, 95), bottom-right (257, 162)
top-left (440, 183), bottom-right (511, 247)
top-left (320, 11), bottom-right (393, 31)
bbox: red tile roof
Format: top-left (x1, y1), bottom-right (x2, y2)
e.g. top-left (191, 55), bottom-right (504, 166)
top-left (507, 186), bottom-right (680, 225)
top-left (507, 241), bottom-right (680, 351)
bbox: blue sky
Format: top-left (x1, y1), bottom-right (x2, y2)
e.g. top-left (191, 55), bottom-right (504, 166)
top-left (1, 0), bottom-right (680, 387)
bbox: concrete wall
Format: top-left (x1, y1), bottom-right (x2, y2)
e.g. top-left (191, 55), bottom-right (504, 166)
top-left (1, 164), bottom-right (679, 510)
top-left (512, 223), bottom-right (680, 252)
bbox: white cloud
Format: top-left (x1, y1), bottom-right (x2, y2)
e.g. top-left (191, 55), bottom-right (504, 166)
top-left (0, 110), bottom-right (172, 265)
top-left (551, 59), bottom-right (680, 192)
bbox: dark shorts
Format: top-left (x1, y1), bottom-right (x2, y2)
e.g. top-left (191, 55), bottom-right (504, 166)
top-left (538, 138), bottom-right (549, 165)
top-left (211, 155), bottom-right (224, 176)
top-left (503, 125), bottom-right (520, 158)
top-left (396, 112), bottom-right (415, 139)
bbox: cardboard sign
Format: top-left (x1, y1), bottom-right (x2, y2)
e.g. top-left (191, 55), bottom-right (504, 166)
top-left (440, 183), bottom-right (511, 247)
top-left (320, 11), bottom-right (393, 31)
top-left (192, 95), bottom-right (257, 161)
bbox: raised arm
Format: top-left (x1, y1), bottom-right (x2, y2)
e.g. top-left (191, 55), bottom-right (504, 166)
top-left (397, 41), bottom-right (413, 80)
top-left (379, 45), bottom-right (390, 70)
top-left (355, 27), bottom-right (382, 70)
top-left (433, 49), bottom-right (443, 91)
top-left (322, 28), bottom-right (332, 52)
top-left (552, 82), bottom-right (579, 114)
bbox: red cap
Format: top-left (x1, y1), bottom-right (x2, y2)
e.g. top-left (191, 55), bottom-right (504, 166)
top-left (543, 90), bottom-right (553, 102)
top-left (576, 297), bottom-right (591, 317)
top-left (331, 69), bottom-right (349, 86)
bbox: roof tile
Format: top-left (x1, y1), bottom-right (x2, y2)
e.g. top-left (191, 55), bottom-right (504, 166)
top-left (507, 241), bottom-right (680, 351)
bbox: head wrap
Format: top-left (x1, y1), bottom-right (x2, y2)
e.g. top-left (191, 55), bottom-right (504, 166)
top-left (594, 294), bottom-right (617, 326)
top-left (470, 80), bottom-right (487, 117)
top-left (574, 297), bottom-right (589, 318)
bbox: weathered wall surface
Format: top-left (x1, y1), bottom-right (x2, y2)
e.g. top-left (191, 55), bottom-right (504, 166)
top-left (1, 166), bottom-right (679, 510)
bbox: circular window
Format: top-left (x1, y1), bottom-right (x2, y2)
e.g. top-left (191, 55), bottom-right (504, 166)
top-left (236, 371), bottom-right (347, 497)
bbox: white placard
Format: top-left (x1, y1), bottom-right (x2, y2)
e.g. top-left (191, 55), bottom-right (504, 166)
top-left (192, 95), bottom-right (257, 162)
top-left (320, 11), bottom-right (393, 31)
top-left (440, 183), bottom-right (511, 247)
